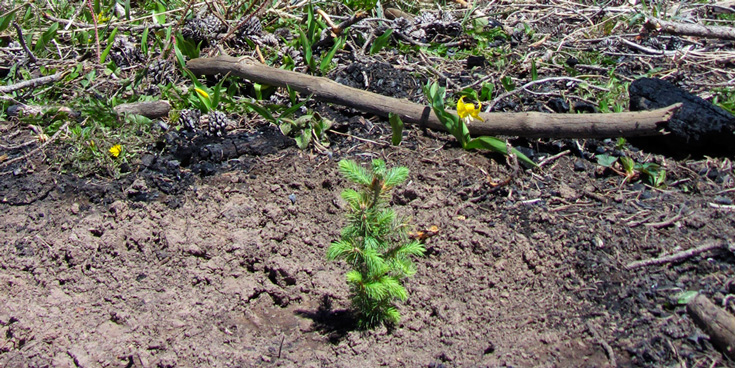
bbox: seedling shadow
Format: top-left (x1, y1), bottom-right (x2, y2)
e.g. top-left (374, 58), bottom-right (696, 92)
top-left (295, 294), bottom-right (356, 344)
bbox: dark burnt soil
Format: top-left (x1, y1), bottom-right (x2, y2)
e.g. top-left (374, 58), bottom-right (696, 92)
top-left (2, 115), bottom-right (735, 367)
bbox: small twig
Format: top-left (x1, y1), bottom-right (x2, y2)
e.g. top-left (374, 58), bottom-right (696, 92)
top-left (0, 72), bottom-right (65, 94)
top-left (12, 22), bottom-right (37, 63)
top-left (626, 240), bottom-right (728, 270)
top-left (709, 203), bottom-right (735, 211)
top-left (586, 321), bottom-right (617, 367)
top-left (644, 208), bottom-right (683, 228)
top-left (537, 150), bottom-right (570, 168)
top-left (0, 121), bottom-right (69, 170)
top-left (618, 37), bottom-right (679, 57)
top-left (486, 77), bottom-right (609, 111)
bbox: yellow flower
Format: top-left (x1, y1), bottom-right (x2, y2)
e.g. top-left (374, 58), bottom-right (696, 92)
top-left (457, 97), bottom-right (484, 123)
top-left (109, 144), bottom-right (122, 158)
top-left (194, 87), bottom-right (210, 100)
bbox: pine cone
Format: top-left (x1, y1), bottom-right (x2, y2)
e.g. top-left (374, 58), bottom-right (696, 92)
top-left (147, 59), bottom-right (178, 85)
top-left (109, 35), bottom-right (144, 67)
top-left (179, 109), bottom-right (201, 131)
top-left (203, 110), bottom-right (229, 136)
top-left (182, 15), bottom-right (227, 44)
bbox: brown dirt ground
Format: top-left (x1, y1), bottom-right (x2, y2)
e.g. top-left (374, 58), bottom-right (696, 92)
top-left (2, 118), bottom-right (735, 367)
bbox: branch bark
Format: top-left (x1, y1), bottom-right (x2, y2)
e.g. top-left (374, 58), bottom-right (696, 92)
top-left (645, 17), bottom-right (735, 41)
top-left (186, 55), bottom-right (681, 139)
top-left (687, 294), bottom-right (735, 360)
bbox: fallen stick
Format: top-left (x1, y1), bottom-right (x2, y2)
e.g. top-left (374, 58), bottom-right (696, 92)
top-left (687, 294), bottom-right (735, 360)
top-left (626, 240), bottom-right (728, 270)
top-left (186, 55), bottom-right (681, 139)
top-left (0, 72), bottom-right (65, 94)
top-left (113, 100), bottom-right (171, 119)
top-left (645, 17), bottom-right (735, 41)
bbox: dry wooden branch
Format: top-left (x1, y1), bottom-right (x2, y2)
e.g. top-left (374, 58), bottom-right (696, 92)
top-left (0, 72), bottom-right (65, 94)
top-left (626, 240), bottom-right (728, 270)
top-left (186, 55), bottom-right (681, 139)
top-left (645, 17), bottom-right (735, 41)
top-left (113, 100), bottom-right (171, 119)
top-left (688, 294), bottom-right (735, 360)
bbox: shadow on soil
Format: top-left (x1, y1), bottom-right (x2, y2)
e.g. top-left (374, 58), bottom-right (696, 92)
top-left (296, 294), bottom-right (356, 344)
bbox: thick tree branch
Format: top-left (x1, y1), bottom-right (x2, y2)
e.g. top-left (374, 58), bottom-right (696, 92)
top-left (187, 55), bottom-right (681, 139)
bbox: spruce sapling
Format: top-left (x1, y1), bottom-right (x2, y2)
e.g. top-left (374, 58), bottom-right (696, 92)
top-left (327, 159), bottom-right (425, 328)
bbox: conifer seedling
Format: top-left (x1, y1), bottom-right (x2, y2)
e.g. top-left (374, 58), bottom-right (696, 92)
top-left (327, 159), bottom-right (425, 328)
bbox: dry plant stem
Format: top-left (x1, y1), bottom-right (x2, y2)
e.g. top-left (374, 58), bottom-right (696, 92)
top-left (0, 72), bottom-right (65, 94)
top-left (645, 17), bottom-right (735, 41)
top-left (12, 22), bottom-right (37, 63)
top-left (626, 240), bottom-right (728, 270)
top-left (687, 294), bottom-right (735, 360)
top-left (0, 121), bottom-right (69, 170)
top-left (187, 56), bottom-right (682, 139)
top-left (85, 0), bottom-right (101, 62)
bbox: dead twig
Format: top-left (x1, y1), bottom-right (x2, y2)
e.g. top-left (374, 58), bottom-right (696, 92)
top-left (537, 150), bottom-right (570, 168)
top-left (0, 121), bottom-right (70, 170)
top-left (626, 240), bottom-right (729, 270)
top-left (0, 72), bottom-right (66, 94)
top-left (12, 22), bottom-right (37, 63)
top-left (645, 17), bottom-right (735, 41)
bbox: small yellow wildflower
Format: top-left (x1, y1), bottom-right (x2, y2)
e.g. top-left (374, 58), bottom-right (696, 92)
top-left (194, 87), bottom-right (210, 100)
top-left (96, 11), bottom-right (111, 23)
top-left (109, 144), bottom-right (122, 158)
top-left (457, 97), bottom-right (484, 123)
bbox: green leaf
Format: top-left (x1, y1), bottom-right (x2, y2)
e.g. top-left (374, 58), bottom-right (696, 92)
top-left (596, 154), bottom-right (617, 168)
top-left (479, 82), bottom-right (494, 101)
top-left (100, 27), bottom-right (119, 63)
top-left (676, 291), bottom-right (698, 305)
top-left (388, 113), bottom-right (404, 146)
top-left (174, 32), bottom-right (199, 59)
top-left (297, 27), bottom-right (316, 72)
top-left (531, 59), bottom-right (538, 81)
top-left (370, 29), bottom-right (393, 55)
top-left (153, 1), bottom-right (166, 24)
top-left (294, 125), bottom-right (312, 149)
top-left (501, 75), bottom-right (515, 92)
top-left (34, 22), bottom-right (59, 53)
top-left (465, 136), bottom-right (537, 167)
top-left (173, 42), bottom-right (186, 69)
top-left (279, 120), bottom-right (293, 135)
top-left (620, 156), bottom-right (635, 175)
top-left (141, 28), bottom-right (149, 56)
top-left (0, 10), bottom-right (17, 33)
top-left (345, 270), bottom-right (363, 284)
top-left (320, 37), bottom-right (345, 74)
top-left (244, 100), bottom-right (275, 122)
top-left (459, 87), bottom-right (479, 102)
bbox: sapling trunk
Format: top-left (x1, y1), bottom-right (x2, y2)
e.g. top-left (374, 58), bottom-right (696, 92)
top-left (327, 159), bottom-right (425, 328)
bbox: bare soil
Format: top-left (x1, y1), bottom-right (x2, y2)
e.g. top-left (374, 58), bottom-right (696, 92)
top-left (2, 114), bottom-right (735, 367)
